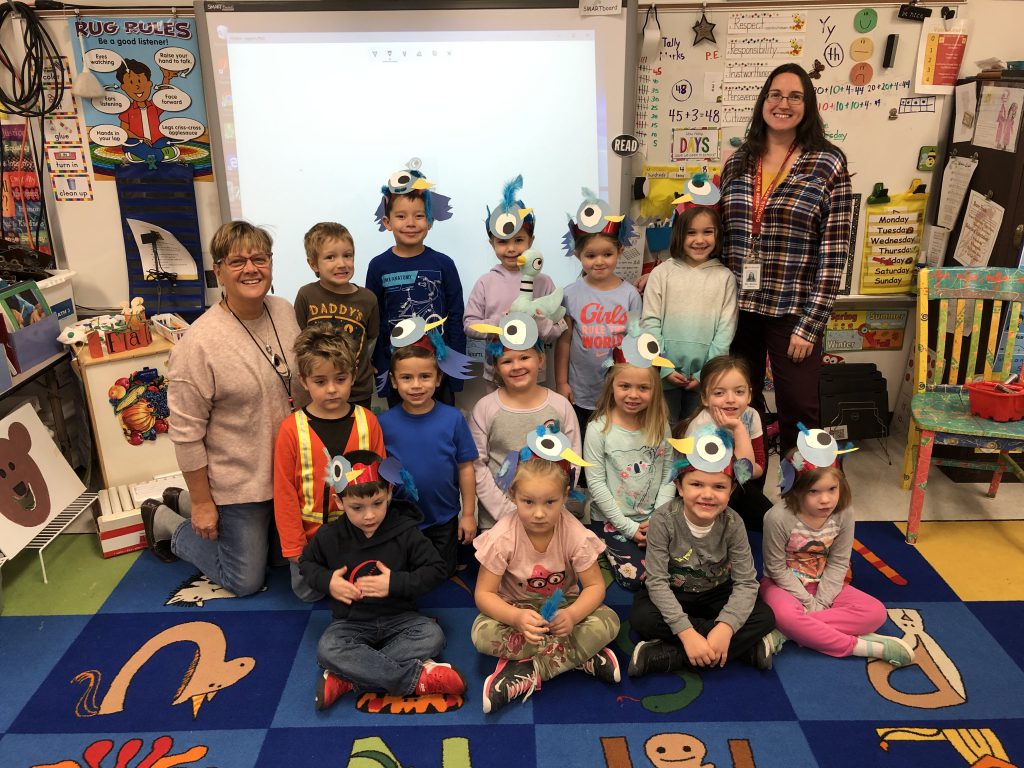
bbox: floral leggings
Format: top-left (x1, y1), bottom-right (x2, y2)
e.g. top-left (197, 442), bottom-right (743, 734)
top-left (471, 599), bottom-right (620, 681)
top-left (589, 522), bottom-right (647, 592)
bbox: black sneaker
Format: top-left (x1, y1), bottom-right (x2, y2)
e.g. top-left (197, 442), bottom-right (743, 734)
top-left (576, 647), bottom-right (621, 683)
top-left (627, 639), bottom-right (686, 677)
top-left (140, 499), bottom-right (177, 563)
top-left (481, 658), bottom-right (539, 713)
top-left (749, 633), bottom-right (776, 671)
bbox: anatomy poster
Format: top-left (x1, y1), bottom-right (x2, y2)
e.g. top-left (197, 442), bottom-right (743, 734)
top-left (69, 16), bottom-right (211, 180)
top-left (0, 404), bottom-right (85, 562)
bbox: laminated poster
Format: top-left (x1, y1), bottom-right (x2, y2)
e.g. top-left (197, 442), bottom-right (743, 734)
top-left (69, 16), bottom-right (211, 180)
top-left (859, 192), bottom-right (928, 294)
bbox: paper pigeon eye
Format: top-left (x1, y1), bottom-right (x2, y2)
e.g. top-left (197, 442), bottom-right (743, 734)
top-left (576, 199), bottom-right (609, 233)
top-left (388, 170), bottom-right (413, 193)
top-left (490, 211), bottom-right (521, 239)
top-left (796, 428), bottom-right (839, 467)
top-left (390, 317), bottom-right (425, 346)
top-left (528, 429), bottom-right (571, 460)
top-left (498, 312), bottom-right (539, 350)
top-left (634, 332), bottom-right (662, 363)
top-left (685, 175), bottom-right (721, 205)
top-left (695, 433), bottom-right (726, 464)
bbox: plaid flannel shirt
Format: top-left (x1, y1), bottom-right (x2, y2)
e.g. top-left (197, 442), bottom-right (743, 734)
top-left (720, 147), bottom-right (853, 343)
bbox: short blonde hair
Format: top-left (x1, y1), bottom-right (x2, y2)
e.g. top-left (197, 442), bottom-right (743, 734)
top-left (303, 222), bottom-right (354, 266)
top-left (210, 221), bottom-right (272, 264)
top-left (508, 458), bottom-right (569, 498)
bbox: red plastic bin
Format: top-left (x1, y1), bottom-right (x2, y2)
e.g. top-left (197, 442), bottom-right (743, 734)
top-left (965, 381), bottom-right (1024, 422)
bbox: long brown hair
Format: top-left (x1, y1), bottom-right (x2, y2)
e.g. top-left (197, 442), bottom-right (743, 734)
top-left (669, 206), bottom-right (723, 263)
top-left (592, 363), bottom-right (668, 445)
top-left (735, 63), bottom-right (845, 170)
top-left (674, 355), bottom-right (752, 437)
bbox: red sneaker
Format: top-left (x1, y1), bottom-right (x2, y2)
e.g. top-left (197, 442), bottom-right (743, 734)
top-left (415, 661), bottom-right (467, 695)
top-left (315, 670), bottom-right (352, 711)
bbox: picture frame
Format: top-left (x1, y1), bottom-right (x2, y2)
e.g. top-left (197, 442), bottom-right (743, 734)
top-left (0, 281), bottom-right (52, 333)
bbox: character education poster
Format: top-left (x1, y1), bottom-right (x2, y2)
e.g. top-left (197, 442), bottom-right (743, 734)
top-left (69, 16), bottom-right (211, 180)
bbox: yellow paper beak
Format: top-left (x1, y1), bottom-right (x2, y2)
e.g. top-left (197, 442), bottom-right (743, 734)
top-left (836, 446), bottom-right (860, 455)
top-left (346, 468), bottom-right (365, 483)
top-left (516, 254), bottom-right (527, 267)
top-left (560, 447), bottom-right (593, 467)
top-left (668, 437), bottom-right (693, 454)
top-left (671, 193), bottom-right (694, 206)
top-left (605, 215), bottom-right (625, 223)
top-left (470, 322), bottom-right (502, 334)
top-left (653, 355), bottom-right (675, 368)
top-left (424, 317), bottom-right (447, 332)
top-left (411, 177), bottom-right (434, 190)
top-left (519, 207), bottom-right (533, 219)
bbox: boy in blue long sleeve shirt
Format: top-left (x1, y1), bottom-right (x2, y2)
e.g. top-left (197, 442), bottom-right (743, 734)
top-left (367, 166), bottom-right (465, 406)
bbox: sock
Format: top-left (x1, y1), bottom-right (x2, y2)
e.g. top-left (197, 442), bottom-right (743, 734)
top-left (153, 504), bottom-right (186, 541)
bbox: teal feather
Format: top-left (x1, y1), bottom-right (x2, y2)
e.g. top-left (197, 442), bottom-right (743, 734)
top-left (502, 174), bottom-right (524, 212)
top-left (540, 588), bottom-right (565, 621)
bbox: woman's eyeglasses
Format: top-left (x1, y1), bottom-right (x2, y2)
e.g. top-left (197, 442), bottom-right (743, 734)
top-left (220, 253), bottom-right (272, 270)
top-left (766, 91), bottom-right (805, 105)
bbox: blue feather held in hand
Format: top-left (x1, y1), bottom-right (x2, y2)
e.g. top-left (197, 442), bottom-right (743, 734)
top-left (540, 588), bottom-right (565, 622)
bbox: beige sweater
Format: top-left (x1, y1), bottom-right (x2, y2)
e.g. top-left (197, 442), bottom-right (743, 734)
top-left (167, 296), bottom-right (305, 505)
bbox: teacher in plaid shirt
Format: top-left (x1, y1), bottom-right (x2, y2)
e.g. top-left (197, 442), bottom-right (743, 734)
top-left (720, 63), bottom-right (853, 454)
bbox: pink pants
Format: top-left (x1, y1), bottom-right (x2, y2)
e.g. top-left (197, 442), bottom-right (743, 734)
top-left (759, 579), bottom-right (887, 658)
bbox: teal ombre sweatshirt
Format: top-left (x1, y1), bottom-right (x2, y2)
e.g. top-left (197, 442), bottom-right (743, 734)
top-left (641, 257), bottom-right (738, 381)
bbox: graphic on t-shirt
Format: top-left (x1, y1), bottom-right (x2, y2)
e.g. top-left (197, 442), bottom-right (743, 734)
top-left (382, 269), bottom-right (444, 326)
top-left (577, 302), bottom-right (628, 358)
top-left (608, 444), bottom-right (666, 512)
top-left (308, 307), bottom-right (369, 356)
top-left (526, 565), bottom-right (565, 597)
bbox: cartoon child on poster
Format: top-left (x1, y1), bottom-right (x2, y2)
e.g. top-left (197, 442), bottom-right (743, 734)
top-left (116, 59), bottom-right (185, 164)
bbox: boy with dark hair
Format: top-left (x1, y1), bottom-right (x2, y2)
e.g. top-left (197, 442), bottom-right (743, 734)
top-left (299, 450), bottom-right (466, 710)
top-left (274, 324), bottom-right (385, 601)
top-left (366, 163), bottom-right (465, 406)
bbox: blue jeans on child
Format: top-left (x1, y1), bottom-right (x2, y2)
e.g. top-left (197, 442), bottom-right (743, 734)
top-left (317, 611), bottom-right (445, 695)
top-left (171, 500), bottom-right (271, 597)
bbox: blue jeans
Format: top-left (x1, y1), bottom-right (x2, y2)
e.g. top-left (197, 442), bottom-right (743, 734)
top-left (171, 500), bottom-right (271, 597)
top-left (317, 611), bottom-right (445, 695)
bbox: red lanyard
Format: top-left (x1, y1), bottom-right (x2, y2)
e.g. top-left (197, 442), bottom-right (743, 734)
top-left (752, 143), bottom-right (797, 236)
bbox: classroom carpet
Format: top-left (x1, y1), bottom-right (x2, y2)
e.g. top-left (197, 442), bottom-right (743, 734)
top-left (1, 521), bottom-right (1022, 768)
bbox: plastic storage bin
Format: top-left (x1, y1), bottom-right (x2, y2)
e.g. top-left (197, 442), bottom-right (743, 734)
top-left (965, 381), bottom-right (1024, 422)
top-left (37, 270), bottom-right (77, 330)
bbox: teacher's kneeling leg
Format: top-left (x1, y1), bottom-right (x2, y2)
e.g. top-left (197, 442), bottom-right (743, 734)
top-left (171, 500), bottom-right (272, 597)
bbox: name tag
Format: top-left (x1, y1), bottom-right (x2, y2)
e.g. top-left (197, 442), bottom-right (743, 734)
top-left (742, 261), bottom-right (762, 291)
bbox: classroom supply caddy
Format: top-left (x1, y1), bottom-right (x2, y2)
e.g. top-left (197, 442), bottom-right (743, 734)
top-left (965, 381), bottom-right (1024, 422)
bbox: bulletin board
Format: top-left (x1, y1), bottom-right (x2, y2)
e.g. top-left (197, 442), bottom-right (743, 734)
top-left (634, 1), bottom-right (964, 297)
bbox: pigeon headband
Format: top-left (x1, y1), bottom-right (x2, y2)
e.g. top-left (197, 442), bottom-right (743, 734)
top-left (779, 423), bottom-right (858, 494)
top-left (494, 422), bottom-right (592, 496)
top-left (471, 312), bottom-right (544, 361)
top-left (486, 174), bottom-right (535, 240)
top-left (562, 187), bottom-right (634, 256)
top-left (387, 315), bottom-right (474, 381)
top-left (324, 452), bottom-right (419, 501)
top-left (607, 311), bottom-right (676, 370)
top-left (670, 172), bottom-right (722, 220)
top-left (373, 158), bottom-right (453, 231)
top-left (668, 425), bottom-right (752, 484)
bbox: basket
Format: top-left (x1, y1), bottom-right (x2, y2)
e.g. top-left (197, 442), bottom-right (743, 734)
top-left (965, 381), bottom-right (1024, 422)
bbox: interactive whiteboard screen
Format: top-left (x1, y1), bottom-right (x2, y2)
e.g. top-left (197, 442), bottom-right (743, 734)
top-left (196, 1), bottom-right (633, 304)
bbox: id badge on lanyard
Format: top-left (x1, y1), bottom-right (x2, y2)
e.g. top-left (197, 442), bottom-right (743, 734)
top-left (742, 235), bottom-right (762, 291)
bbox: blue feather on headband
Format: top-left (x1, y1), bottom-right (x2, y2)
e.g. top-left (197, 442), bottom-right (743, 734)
top-left (502, 174), bottom-right (524, 212)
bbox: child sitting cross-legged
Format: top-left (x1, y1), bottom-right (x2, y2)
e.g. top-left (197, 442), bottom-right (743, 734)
top-left (628, 425), bottom-right (777, 677)
top-left (299, 450), bottom-right (466, 710)
top-left (472, 433), bottom-right (621, 713)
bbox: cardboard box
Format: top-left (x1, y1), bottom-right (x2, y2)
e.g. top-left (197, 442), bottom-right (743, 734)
top-left (96, 508), bottom-right (147, 558)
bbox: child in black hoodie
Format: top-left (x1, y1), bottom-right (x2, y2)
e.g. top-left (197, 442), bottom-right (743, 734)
top-left (300, 450), bottom-right (466, 710)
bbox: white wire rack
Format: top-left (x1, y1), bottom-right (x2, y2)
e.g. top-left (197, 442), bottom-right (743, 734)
top-left (0, 491), bottom-right (99, 584)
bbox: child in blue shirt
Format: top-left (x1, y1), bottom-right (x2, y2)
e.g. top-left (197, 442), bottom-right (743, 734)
top-left (378, 343), bottom-right (478, 577)
top-left (367, 163), bottom-right (465, 406)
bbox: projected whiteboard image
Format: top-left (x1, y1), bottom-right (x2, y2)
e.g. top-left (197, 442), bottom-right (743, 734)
top-left (198, 3), bottom-right (633, 304)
